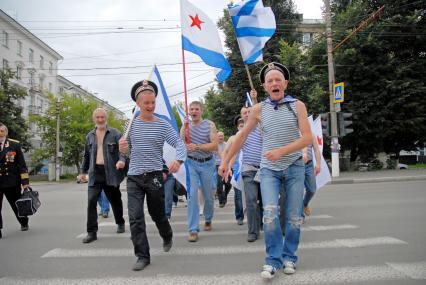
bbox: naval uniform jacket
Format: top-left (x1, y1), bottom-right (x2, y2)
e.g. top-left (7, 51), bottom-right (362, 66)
top-left (0, 138), bottom-right (29, 189)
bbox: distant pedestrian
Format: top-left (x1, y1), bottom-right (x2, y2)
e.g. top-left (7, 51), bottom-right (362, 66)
top-left (80, 108), bottom-right (126, 244)
top-left (302, 135), bottom-right (321, 221)
top-left (0, 123), bottom-right (30, 238)
top-left (119, 80), bottom-right (186, 271)
top-left (181, 101), bottom-right (218, 242)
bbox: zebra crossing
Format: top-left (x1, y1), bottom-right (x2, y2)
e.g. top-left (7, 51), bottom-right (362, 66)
top-left (1, 191), bottom-right (425, 285)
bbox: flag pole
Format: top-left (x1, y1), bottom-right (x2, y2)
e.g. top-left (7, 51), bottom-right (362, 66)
top-left (123, 65), bottom-right (155, 140)
top-left (180, 0), bottom-right (191, 144)
top-left (244, 64), bottom-right (255, 91)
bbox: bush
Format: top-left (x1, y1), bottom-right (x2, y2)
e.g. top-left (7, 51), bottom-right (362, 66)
top-left (386, 158), bottom-right (397, 169)
top-left (368, 159), bottom-right (383, 171)
top-left (60, 173), bottom-right (78, 180)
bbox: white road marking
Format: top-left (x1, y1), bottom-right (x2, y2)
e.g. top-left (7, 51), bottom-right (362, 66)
top-left (2, 261), bottom-right (426, 285)
top-left (42, 236), bottom-right (406, 258)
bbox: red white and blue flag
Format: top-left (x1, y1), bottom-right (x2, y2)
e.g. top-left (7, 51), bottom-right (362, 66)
top-left (180, 0), bottom-right (231, 83)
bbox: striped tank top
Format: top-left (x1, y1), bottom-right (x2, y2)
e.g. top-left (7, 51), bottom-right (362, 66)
top-left (187, 119), bottom-right (212, 159)
top-left (307, 144), bottom-right (313, 161)
top-left (242, 127), bottom-right (262, 167)
top-left (260, 100), bottom-right (302, 171)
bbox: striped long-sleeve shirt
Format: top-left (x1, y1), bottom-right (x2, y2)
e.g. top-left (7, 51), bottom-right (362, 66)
top-left (127, 117), bottom-right (186, 175)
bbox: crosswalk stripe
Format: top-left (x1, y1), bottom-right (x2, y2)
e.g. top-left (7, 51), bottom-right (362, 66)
top-left (3, 261), bottom-right (425, 284)
top-left (99, 215), bottom-right (333, 227)
top-left (41, 236), bottom-right (406, 258)
top-left (75, 224), bottom-right (359, 239)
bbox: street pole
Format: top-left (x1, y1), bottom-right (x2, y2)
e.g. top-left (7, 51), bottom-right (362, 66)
top-left (55, 99), bottom-right (60, 182)
top-left (325, 0), bottom-right (340, 177)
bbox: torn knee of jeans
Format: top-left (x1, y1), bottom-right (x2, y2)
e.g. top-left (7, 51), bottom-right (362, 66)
top-left (262, 205), bottom-right (279, 224)
top-left (288, 215), bottom-right (303, 227)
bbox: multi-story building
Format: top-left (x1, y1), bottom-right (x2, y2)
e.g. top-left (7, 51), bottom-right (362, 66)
top-left (1, 9), bottom-right (125, 175)
top-left (57, 75), bottom-right (126, 120)
top-left (1, 8), bottom-right (62, 155)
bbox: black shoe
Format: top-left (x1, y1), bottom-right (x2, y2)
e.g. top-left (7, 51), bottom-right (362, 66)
top-left (247, 234), bottom-right (257, 242)
top-left (132, 258), bottom-right (150, 271)
top-left (82, 233), bottom-right (97, 243)
top-left (116, 224), bottom-right (125, 234)
top-left (237, 219), bottom-right (244, 226)
top-left (102, 212), bottom-right (109, 218)
top-left (163, 238), bottom-right (173, 252)
top-left (21, 224), bottom-right (29, 231)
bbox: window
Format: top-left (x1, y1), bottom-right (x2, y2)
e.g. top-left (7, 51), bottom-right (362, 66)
top-left (2, 59), bottom-right (9, 71)
top-left (1, 31), bottom-right (8, 47)
top-left (16, 65), bottom-right (22, 80)
top-left (29, 72), bottom-right (35, 86)
top-left (39, 77), bottom-right (44, 90)
top-left (29, 48), bottom-right (34, 63)
top-left (49, 61), bottom-right (53, 74)
top-left (39, 55), bottom-right (44, 69)
top-left (17, 40), bottom-right (22, 56)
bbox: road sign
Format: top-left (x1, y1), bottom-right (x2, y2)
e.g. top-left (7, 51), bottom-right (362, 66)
top-left (334, 82), bottom-right (344, 103)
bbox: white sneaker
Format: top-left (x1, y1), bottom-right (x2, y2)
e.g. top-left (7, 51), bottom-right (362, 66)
top-left (283, 261), bottom-right (296, 274)
top-left (260, 264), bottom-right (276, 279)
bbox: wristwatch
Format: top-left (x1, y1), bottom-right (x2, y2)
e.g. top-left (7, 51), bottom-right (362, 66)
top-left (178, 160), bottom-right (184, 165)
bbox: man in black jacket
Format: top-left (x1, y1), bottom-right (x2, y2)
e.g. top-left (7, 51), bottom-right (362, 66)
top-left (0, 123), bottom-right (30, 239)
top-left (79, 108), bottom-right (127, 243)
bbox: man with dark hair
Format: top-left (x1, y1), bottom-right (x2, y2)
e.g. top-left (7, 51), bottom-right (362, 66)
top-left (0, 123), bottom-right (30, 238)
top-left (180, 101), bottom-right (218, 242)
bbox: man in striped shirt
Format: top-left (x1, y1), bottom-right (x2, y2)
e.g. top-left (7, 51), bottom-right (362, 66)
top-left (180, 101), bottom-right (218, 242)
top-left (219, 62), bottom-right (312, 279)
top-left (119, 80), bottom-right (186, 271)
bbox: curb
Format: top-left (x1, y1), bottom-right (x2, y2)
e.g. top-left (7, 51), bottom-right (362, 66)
top-left (331, 175), bottom-right (426, 185)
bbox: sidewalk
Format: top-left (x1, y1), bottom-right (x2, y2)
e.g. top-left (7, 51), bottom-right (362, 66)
top-left (331, 169), bottom-right (426, 184)
top-left (31, 169), bottom-right (426, 187)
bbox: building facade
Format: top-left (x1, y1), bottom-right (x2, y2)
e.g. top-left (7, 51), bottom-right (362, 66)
top-left (1, 9), bottom-right (125, 175)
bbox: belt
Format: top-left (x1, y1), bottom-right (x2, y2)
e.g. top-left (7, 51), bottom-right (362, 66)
top-left (188, 155), bottom-right (213, 163)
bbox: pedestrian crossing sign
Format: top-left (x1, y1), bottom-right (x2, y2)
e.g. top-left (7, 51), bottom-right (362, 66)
top-left (334, 82), bottom-right (344, 103)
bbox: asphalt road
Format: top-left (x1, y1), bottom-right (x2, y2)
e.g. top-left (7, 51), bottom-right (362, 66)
top-left (0, 180), bottom-right (425, 284)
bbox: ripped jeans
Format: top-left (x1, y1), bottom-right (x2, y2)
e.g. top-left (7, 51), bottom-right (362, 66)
top-left (260, 160), bottom-right (305, 269)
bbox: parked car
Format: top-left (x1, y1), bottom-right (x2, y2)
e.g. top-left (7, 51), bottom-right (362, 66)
top-left (398, 163), bottom-right (408, 170)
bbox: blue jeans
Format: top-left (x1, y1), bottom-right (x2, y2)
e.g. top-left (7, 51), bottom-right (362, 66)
top-left (234, 187), bottom-right (244, 221)
top-left (260, 160), bottom-right (305, 269)
top-left (303, 161), bottom-right (317, 210)
top-left (187, 158), bottom-right (215, 233)
top-left (164, 174), bottom-right (176, 219)
top-left (97, 191), bottom-right (110, 214)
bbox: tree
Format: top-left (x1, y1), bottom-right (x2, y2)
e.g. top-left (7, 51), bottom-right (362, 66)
top-left (30, 94), bottom-right (126, 171)
top-left (0, 69), bottom-right (30, 150)
top-left (205, 0), bottom-right (302, 136)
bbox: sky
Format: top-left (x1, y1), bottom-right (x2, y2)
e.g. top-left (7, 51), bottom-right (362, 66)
top-left (0, 0), bottom-right (323, 118)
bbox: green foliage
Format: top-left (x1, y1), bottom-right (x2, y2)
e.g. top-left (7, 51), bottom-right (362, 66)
top-left (30, 94), bottom-right (124, 171)
top-left (306, 0), bottom-right (426, 161)
top-left (368, 158), bottom-right (384, 171)
top-left (0, 69), bottom-right (30, 150)
top-left (206, 0), bottom-right (302, 136)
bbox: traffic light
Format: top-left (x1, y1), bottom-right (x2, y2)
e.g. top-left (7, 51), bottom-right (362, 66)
top-left (338, 112), bottom-right (353, 137)
top-left (320, 112), bottom-right (330, 137)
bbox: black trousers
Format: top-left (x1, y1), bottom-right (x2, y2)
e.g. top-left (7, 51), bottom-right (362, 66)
top-left (216, 166), bottom-right (232, 205)
top-left (0, 186), bottom-right (28, 229)
top-left (86, 165), bottom-right (125, 233)
top-left (127, 172), bottom-right (173, 261)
